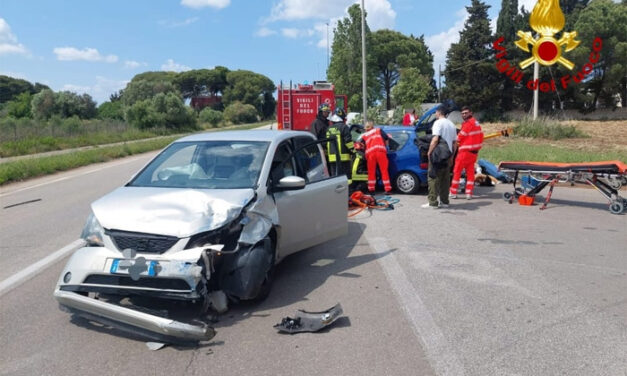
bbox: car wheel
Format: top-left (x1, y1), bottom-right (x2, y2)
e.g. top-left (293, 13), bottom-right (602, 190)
top-left (395, 171), bottom-right (419, 194)
top-left (249, 238), bottom-right (276, 303)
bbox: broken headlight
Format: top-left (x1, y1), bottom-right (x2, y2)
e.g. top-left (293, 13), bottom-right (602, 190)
top-left (80, 212), bottom-right (105, 246)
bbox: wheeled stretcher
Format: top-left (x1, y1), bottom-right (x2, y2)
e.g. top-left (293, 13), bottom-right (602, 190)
top-left (498, 160), bottom-right (627, 214)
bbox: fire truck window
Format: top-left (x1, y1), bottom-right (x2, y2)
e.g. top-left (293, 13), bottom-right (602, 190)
top-left (293, 136), bottom-right (329, 183)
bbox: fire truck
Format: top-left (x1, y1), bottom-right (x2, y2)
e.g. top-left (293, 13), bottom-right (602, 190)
top-left (276, 81), bottom-right (347, 131)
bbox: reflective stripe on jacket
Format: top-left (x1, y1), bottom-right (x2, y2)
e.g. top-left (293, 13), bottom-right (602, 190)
top-left (457, 117), bottom-right (483, 152)
top-left (361, 128), bottom-right (387, 156)
top-left (326, 123), bottom-right (353, 162)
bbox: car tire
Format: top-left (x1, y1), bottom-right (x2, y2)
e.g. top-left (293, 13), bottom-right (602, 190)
top-left (395, 171), bottom-right (419, 194)
top-left (249, 238), bottom-right (276, 303)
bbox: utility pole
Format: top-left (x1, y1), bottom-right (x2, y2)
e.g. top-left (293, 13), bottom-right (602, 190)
top-left (361, 0), bottom-right (368, 125)
top-left (533, 61), bottom-right (539, 120)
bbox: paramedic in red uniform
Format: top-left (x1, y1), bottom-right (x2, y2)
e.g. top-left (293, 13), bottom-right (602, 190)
top-left (450, 106), bottom-right (484, 199)
top-left (358, 120), bottom-right (392, 193)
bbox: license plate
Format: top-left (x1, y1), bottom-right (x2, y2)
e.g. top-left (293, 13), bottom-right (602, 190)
top-left (110, 259), bottom-right (158, 277)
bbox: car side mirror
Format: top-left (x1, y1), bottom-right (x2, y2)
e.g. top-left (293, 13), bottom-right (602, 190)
top-left (275, 176), bottom-right (306, 191)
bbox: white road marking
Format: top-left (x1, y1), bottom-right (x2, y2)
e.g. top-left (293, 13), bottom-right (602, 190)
top-left (368, 236), bottom-right (466, 376)
top-left (0, 153), bottom-right (151, 198)
top-left (0, 239), bottom-right (85, 297)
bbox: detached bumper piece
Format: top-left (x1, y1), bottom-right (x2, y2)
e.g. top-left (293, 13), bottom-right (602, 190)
top-left (54, 290), bottom-right (215, 344)
top-left (274, 303), bottom-right (344, 334)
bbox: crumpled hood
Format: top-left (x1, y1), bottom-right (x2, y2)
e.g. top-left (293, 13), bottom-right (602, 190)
top-left (92, 187), bottom-right (255, 238)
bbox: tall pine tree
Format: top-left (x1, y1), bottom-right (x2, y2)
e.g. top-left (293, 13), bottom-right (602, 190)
top-left (443, 0), bottom-right (500, 115)
top-left (495, 0), bottom-right (526, 112)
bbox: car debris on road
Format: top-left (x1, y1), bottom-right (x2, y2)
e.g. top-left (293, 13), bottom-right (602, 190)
top-left (274, 303), bottom-right (344, 334)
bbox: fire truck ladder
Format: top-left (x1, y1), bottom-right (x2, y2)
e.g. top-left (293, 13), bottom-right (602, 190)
top-left (281, 80), bottom-right (292, 130)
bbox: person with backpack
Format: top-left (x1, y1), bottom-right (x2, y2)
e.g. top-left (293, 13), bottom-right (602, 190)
top-left (422, 105), bottom-right (457, 209)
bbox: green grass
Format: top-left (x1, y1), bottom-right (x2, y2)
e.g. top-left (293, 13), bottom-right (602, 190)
top-left (480, 140), bottom-right (627, 164)
top-left (513, 117), bottom-right (587, 140)
top-left (0, 120), bottom-right (275, 185)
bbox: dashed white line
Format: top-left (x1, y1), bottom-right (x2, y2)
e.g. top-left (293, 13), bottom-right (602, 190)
top-left (368, 236), bottom-right (466, 376)
top-left (0, 239), bottom-right (85, 297)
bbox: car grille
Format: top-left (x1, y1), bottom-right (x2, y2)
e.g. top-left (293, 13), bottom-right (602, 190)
top-left (83, 275), bottom-right (191, 291)
top-left (107, 230), bottom-right (179, 254)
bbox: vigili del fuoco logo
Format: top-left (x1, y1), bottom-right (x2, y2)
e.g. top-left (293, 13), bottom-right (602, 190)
top-left (493, 0), bottom-right (602, 93)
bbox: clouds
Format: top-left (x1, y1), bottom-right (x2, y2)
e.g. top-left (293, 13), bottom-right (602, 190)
top-left (259, 0), bottom-right (396, 49)
top-left (124, 60), bottom-right (147, 69)
top-left (53, 47), bottom-right (118, 63)
top-left (425, 8), bottom-right (467, 73)
top-left (181, 0), bottom-right (230, 9)
top-left (62, 76), bottom-right (129, 104)
top-left (0, 18), bottom-right (27, 55)
top-left (161, 59), bottom-right (191, 72)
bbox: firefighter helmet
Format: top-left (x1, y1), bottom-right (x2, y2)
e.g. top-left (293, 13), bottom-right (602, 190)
top-left (334, 107), bottom-right (346, 119)
top-left (318, 103), bottom-right (331, 113)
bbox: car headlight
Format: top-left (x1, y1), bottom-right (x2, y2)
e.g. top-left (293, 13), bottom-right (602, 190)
top-left (80, 212), bottom-right (105, 247)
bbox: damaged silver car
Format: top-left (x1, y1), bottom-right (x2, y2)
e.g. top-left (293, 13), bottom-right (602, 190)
top-left (54, 130), bottom-right (348, 342)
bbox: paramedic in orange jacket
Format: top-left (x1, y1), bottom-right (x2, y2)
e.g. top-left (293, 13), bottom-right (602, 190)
top-left (358, 120), bottom-right (392, 193)
top-left (450, 106), bottom-right (484, 199)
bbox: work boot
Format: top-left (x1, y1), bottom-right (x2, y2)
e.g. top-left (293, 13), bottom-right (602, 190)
top-left (466, 194), bottom-right (472, 200)
top-left (450, 194), bottom-right (457, 199)
top-left (421, 203), bottom-right (439, 209)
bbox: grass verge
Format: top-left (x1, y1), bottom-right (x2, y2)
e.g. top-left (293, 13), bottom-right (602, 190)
top-left (0, 121), bottom-right (275, 185)
top-left (481, 140), bottom-right (627, 164)
top-left (513, 117), bottom-right (587, 140)
top-left (0, 137), bottom-right (177, 185)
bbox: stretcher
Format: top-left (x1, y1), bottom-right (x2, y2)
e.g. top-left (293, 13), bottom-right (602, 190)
top-left (498, 160), bottom-right (627, 214)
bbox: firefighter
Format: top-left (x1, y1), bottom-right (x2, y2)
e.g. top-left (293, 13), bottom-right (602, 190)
top-left (450, 106), bottom-right (484, 199)
top-left (357, 120), bottom-right (392, 193)
top-left (310, 103), bottom-right (331, 140)
top-left (326, 107), bottom-right (354, 180)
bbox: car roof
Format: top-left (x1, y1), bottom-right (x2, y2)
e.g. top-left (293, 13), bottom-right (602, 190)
top-left (174, 130), bottom-right (314, 143)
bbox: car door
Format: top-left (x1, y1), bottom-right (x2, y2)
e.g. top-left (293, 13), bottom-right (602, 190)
top-left (271, 136), bottom-right (348, 258)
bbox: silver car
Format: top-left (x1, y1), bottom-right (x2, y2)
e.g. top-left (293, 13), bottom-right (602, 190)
top-left (54, 130), bottom-right (348, 342)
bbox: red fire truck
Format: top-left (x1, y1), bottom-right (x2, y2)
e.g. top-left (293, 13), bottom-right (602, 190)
top-left (276, 81), bottom-right (347, 131)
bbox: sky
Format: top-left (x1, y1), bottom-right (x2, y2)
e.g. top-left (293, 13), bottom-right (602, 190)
top-left (1, 0), bottom-right (544, 104)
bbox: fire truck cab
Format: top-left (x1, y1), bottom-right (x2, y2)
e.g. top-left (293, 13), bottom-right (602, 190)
top-left (277, 81), bottom-right (348, 131)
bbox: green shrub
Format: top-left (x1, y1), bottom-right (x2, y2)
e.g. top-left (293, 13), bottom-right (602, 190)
top-left (514, 117), bottom-right (586, 140)
top-left (223, 102), bottom-right (258, 124)
top-left (199, 107), bottom-right (223, 127)
top-left (98, 101), bottom-right (124, 120)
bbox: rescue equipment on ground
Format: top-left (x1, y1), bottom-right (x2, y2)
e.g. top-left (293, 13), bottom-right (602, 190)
top-left (498, 160), bottom-right (627, 214)
top-left (348, 191), bottom-right (398, 217)
top-left (274, 303), bottom-right (344, 334)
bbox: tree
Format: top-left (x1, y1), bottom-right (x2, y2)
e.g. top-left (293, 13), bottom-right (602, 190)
top-left (371, 30), bottom-right (434, 110)
top-left (570, 0), bottom-right (627, 109)
top-left (174, 67), bottom-right (230, 100)
top-left (55, 91), bottom-right (97, 119)
top-left (443, 0), bottom-right (501, 113)
top-left (223, 102), bottom-right (258, 124)
top-left (199, 107), bottom-right (223, 127)
top-left (327, 4), bottom-right (379, 112)
top-left (125, 92), bottom-right (196, 129)
top-left (31, 89), bottom-right (56, 120)
top-left (495, 0), bottom-right (528, 112)
top-left (121, 79), bottom-right (179, 107)
top-left (222, 70), bottom-right (275, 119)
top-left (0, 75), bottom-right (49, 104)
top-left (5, 92), bottom-right (33, 118)
top-left (391, 68), bottom-right (431, 109)
top-left (98, 101), bottom-right (124, 120)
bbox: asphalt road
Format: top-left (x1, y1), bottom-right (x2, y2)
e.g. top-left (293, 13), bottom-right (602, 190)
top-left (0, 149), bottom-right (625, 376)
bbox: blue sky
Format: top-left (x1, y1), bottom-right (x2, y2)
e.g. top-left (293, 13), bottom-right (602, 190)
top-left (1, 0), bottom-right (541, 104)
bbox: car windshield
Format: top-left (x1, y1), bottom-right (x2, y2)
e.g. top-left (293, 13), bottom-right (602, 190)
top-left (128, 140), bottom-right (270, 189)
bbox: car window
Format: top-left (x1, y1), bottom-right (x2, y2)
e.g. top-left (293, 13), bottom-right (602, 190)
top-left (292, 136), bottom-right (329, 183)
top-left (128, 141), bottom-right (269, 189)
top-left (386, 131), bottom-right (410, 151)
top-left (270, 142), bottom-right (297, 184)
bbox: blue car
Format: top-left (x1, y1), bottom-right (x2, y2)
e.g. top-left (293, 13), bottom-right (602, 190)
top-left (351, 125), bottom-right (429, 194)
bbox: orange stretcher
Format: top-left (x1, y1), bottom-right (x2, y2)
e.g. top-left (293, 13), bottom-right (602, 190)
top-left (498, 160), bottom-right (627, 214)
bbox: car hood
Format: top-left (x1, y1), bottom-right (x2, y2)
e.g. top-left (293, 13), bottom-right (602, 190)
top-left (92, 187), bottom-right (256, 238)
